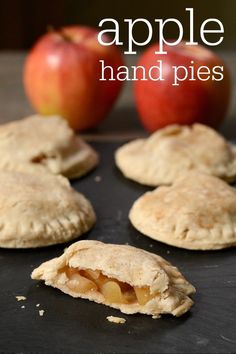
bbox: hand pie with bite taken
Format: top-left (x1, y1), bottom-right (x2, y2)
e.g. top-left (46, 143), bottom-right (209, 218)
top-left (31, 240), bottom-right (195, 317)
top-left (115, 124), bottom-right (236, 186)
top-left (0, 169), bottom-right (95, 248)
top-left (129, 172), bottom-right (236, 250)
top-left (0, 114), bottom-right (99, 179)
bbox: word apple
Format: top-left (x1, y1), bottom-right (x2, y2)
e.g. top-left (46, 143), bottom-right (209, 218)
top-left (98, 8), bottom-right (224, 55)
top-left (134, 42), bottom-right (231, 132)
top-left (24, 26), bottom-right (124, 131)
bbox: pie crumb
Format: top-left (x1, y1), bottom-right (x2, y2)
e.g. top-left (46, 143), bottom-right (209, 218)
top-left (39, 310), bottom-right (45, 317)
top-left (94, 176), bottom-right (101, 182)
top-left (106, 316), bottom-right (126, 324)
top-left (16, 296), bottom-right (26, 301)
top-left (152, 315), bottom-right (160, 319)
top-left (36, 304), bottom-right (40, 307)
top-left (21, 305), bottom-right (25, 309)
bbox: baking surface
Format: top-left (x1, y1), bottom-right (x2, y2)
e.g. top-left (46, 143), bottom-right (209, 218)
top-left (0, 142), bottom-right (236, 354)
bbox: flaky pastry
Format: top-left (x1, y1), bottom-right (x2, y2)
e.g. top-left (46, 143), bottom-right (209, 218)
top-left (32, 240), bottom-right (195, 316)
top-left (115, 124), bottom-right (236, 186)
top-left (0, 115), bottom-right (99, 178)
top-left (0, 170), bottom-right (95, 248)
top-left (130, 172), bottom-right (236, 250)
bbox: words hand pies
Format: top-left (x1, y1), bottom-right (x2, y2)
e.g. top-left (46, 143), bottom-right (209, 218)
top-left (130, 172), bottom-right (236, 250)
top-left (0, 170), bottom-right (95, 248)
top-left (31, 240), bottom-right (195, 317)
top-left (115, 124), bottom-right (236, 186)
top-left (0, 115), bottom-right (99, 179)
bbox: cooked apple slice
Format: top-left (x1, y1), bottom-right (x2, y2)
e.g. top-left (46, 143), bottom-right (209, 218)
top-left (100, 281), bottom-right (125, 303)
top-left (82, 269), bottom-right (100, 280)
top-left (134, 286), bottom-right (154, 305)
top-left (66, 272), bottom-right (97, 293)
top-left (123, 289), bottom-right (137, 304)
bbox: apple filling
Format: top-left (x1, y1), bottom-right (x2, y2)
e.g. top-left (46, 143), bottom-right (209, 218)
top-left (64, 267), bottom-right (157, 306)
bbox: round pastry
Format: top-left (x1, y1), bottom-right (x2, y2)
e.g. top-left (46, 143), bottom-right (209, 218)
top-left (0, 114), bottom-right (99, 179)
top-left (0, 170), bottom-right (96, 248)
top-left (115, 124), bottom-right (236, 186)
top-left (130, 172), bottom-right (236, 250)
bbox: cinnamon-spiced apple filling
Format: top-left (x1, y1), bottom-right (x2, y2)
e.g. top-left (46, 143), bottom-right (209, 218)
top-left (64, 267), bottom-right (155, 306)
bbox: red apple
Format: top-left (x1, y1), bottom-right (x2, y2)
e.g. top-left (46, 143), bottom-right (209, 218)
top-left (134, 41), bottom-right (231, 132)
top-left (24, 26), bottom-right (124, 131)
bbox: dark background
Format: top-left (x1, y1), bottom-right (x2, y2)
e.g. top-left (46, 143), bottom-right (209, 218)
top-left (0, 0), bottom-right (235, 50)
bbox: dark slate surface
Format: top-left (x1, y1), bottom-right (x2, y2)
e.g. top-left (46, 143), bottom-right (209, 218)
top-left (0, 142), bottom-right (236, 354)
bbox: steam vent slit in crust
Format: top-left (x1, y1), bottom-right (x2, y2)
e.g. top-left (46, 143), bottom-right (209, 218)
top-left (115, 124), bottom-right (236, 186)
top-left (129, 171), bottom-right (236, 250)
top-left (0, 170), bottom-right (96, 248)
top-left (31, 240), bottom-right (195, 317)
top-left (0, 114), bottom-right (99, 179)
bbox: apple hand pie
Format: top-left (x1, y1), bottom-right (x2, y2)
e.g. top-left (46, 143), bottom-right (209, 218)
top-left (31, 240), bottom-right (195, 317)
top-left (0, 114), bottom-right (99, 179)
top-left (115, 124), bottom-right (236, 186)
top-left (130, 171), bottom-right (236, 250)
top-left (0, 170), bottom-right (95, 248)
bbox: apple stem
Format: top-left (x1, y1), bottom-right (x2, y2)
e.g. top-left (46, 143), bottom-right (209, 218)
top-left (59, 30), bottom-right (72, 42)
top-left (46, 25), bottom-right (72, 42)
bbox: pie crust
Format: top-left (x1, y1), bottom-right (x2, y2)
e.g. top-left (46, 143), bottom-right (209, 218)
top-left (0, 115), bottom-right (99, 179)
top-left (31, 240), bottom-right (195, 316)
top-left (115, 124), bottom-right (236, 186)
top-left (0, 170), bottom-right (96, 248)
top-left (130, 172), bottom-right (236, 250)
